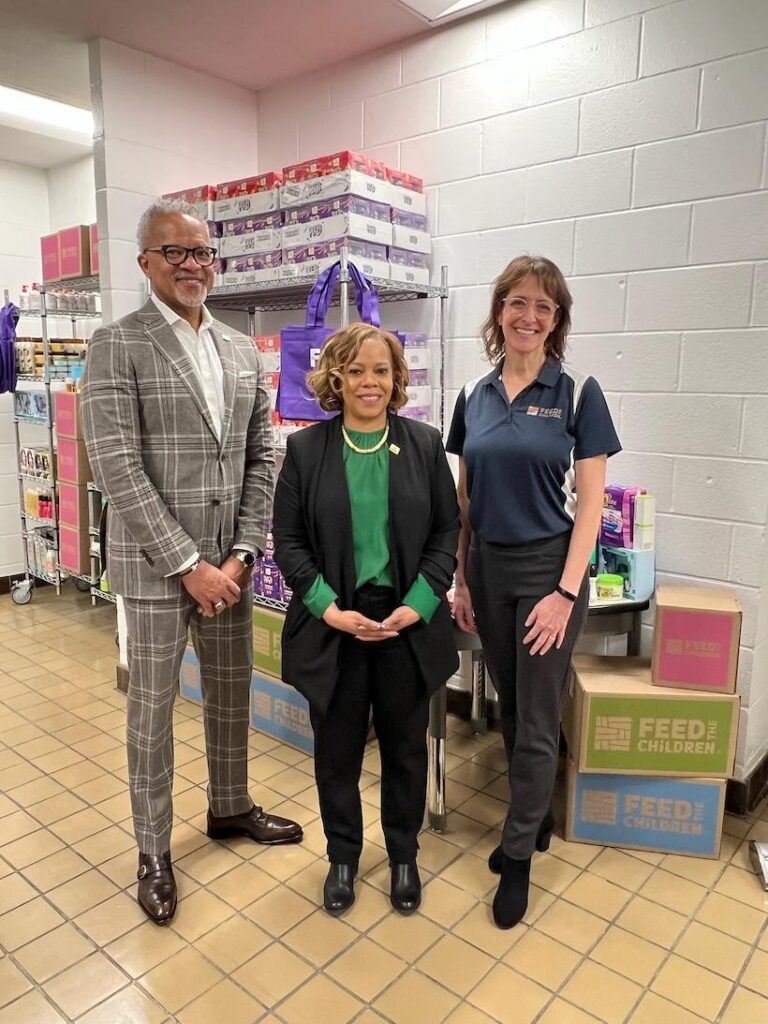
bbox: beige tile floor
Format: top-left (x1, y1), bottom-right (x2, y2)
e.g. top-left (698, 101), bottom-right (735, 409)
top-left (0, 588), bottom-right (767, 1024)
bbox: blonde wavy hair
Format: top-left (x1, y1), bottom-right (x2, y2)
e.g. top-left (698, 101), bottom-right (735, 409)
top-left (307, 323), bottom-right (410, 413)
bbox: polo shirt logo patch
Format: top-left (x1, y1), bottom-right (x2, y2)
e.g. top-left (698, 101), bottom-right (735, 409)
top-left (527, 405), bottom-right (563, 419)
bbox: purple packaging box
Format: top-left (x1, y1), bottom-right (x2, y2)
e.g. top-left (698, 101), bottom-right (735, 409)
top-left (207, 221), bottom-right (222, 238)
top-left (222, 212), bottom-right (283, 235)
top-left (390, 208), bottom-right (428, 231)
top-left (388, 246), bottom-right (430, 269)
top-left (399, 406), bottom-right (432, 422)
top-left (600, 485), bottom-right (647, 549)
top-left (284, 195), bottom-right (390, 224)
top-left (228, 251), bottom-right (282, 272)
top-left (283, 238), bottom-right (388, 264)
top-left (408, 368), bottom-right (430, 385)
top-left (397, 331), bottom-right (428, 347)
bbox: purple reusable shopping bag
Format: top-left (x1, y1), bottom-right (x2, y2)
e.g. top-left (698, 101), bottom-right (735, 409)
top-left (276, 260), bottom-right (381, 421)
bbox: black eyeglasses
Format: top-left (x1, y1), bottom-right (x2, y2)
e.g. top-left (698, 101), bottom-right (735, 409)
top-left (143, 245), bottom-right (218, 267)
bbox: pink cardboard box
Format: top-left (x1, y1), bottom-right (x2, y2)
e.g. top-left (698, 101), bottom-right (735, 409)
top-left (41, 234), bottom-right (60, 282)
top-left (54, 391), bottom-right (83, 440)
top-left (652, 585), bottom-right (741, 694)
top-left (58, 482), bottom-right (89, 530)
top-left (59, 525), bottom-right (90, 575)
top-left (58, 226), bottom-right (91, 279)
top-left (57, 438), bottom-right (91, 485)
top-left (89, 224), bottom-right (99, 276)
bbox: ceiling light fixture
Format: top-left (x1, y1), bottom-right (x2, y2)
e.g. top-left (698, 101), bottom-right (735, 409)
top-left (394, 0), bottom-right (505, 23)
top-left (0, 85), bottom-right (92, 144)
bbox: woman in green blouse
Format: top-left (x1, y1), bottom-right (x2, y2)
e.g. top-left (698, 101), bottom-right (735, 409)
top-left (274, 323), bottom-right (459, 916)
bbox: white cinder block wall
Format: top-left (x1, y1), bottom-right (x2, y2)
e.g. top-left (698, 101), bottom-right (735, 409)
top-left (0, 156), bottom-right (98, 577)
top-left (89, 39), bottom-right (260, 324)
top-left (255, 0), bottom-right (768, 781)
top-left (0, 162), bottom-right (50, 577)
top-left (47, 156), bottom-right (97, 231)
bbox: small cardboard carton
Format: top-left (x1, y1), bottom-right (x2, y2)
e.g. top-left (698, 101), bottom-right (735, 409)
top-left (56, 438), bottom-right (92, 485)
top-left (89, 223), bottom-right (99, 276)
top-left (41, 234), bottom-right (60, 282)
top-left (54, 391), bottom-right (84, 440)
top-left (652, 585), bottom-right (741, 694)
top-left (58, 482), bottom-right (89, 531)
top-left (252, 606), bottom-right (284, 680)
top-left (565, 761), bottom-right (725, 858)
top-left (58, 225), bottom-right (91, 279)
top-left (58, 525), bottom-right (90, 575)
top-left (564, 656), bottom-right (739, 778)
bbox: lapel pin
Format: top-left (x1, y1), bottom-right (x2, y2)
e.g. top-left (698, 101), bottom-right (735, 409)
top-left (389, 443), bottom-right (401, 455)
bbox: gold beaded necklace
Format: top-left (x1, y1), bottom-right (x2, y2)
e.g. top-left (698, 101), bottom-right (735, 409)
top-left (341, 422), bottom-right (390, 455)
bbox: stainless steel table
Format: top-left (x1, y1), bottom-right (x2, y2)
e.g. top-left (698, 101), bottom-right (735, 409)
top-left (426, 598), bottom-right (650, 831)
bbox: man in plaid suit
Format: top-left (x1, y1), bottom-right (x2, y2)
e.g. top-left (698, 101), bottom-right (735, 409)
top-left (81, 200), bottom-right (302, 925)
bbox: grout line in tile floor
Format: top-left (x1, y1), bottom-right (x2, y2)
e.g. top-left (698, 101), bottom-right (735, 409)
top-left (0, 590), bottom-right (767, 1023)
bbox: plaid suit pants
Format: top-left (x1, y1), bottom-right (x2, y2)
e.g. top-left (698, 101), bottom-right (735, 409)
top-left (123, 587), bottom-right (254, 854)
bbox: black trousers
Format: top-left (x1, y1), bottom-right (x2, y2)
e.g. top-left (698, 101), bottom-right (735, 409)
top-left (467, 532), bottom-right (589, 859)
top-left (309, 585), bottom-right (429, 866)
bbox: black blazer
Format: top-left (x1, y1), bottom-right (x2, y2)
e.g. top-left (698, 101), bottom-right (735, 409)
top-left (273, 413), bottom-right (460, 713)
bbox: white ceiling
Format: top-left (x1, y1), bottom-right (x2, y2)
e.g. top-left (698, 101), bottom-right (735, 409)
top-left (0, 0), bottom-right (446, 109)
top-left (0, 123), bottom-right (91, 168)
top-left (0, 0), bottom-right (467, 168)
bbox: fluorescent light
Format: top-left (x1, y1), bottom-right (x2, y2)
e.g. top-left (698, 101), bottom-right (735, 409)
top-left (395, 0), bottom-right (504, 22)
top-left (0, 85), bottom-right (92, 143)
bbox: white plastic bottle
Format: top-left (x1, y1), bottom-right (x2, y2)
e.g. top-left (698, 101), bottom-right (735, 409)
top-left (28, 284), bottom-right (41, 312)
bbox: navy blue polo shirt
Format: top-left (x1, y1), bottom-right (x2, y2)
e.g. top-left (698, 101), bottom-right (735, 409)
top-left (446, 359), bottom-right (621, 545)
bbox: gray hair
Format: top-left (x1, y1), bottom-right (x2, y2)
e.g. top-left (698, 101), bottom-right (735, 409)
top-left (136, 199), bottom-right (207, 249)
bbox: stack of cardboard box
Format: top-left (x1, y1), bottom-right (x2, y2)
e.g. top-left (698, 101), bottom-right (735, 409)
top-left (564, 585), bottom-right (742, 858)
top-left (54, 391), bottom-right (93, 576)
top-left (41, 225), bottom-right (98, 282)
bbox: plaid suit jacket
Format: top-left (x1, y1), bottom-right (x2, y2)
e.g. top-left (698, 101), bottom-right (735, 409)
top-left (81, 299), bottom-right (274, 599)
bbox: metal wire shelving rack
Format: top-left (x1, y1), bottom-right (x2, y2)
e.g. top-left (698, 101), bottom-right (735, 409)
top-left (9, 278), bottom-right (104, 605)
top-left (206, 250), bottom-right (449, 614)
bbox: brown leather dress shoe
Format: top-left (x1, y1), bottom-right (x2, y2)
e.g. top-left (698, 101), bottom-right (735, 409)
top-left (137, 851), bottom-right (177, 925)
top-left (206, 805), bottom-right (303, 845)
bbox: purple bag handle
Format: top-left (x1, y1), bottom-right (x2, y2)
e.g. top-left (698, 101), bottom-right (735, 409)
top-left (305, 260), bottom-right (381, 329)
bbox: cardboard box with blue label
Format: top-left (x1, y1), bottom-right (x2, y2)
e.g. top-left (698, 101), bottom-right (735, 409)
top-left (249, 670), bottom-right (313, 754)
top-left (563, 656), bottom-right (739, 778)
top-left (178, 647), bottom-right (313, 755)
top-left (566, 762), bottom-right (725, 858)
top-left (180, 646), bottom-right (204, 705)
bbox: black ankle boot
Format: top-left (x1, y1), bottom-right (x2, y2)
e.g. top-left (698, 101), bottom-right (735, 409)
top-left (390, 861), bottom-right (421, 914)
top-left (488, 809), bottom-right (556, 873)
top-left (323, 863), bottom-right (356, 915)
top-left (492, 853), bottom-right (531, 929)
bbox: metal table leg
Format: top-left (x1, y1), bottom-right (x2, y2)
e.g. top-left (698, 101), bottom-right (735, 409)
top-left (470, 651), bottom-right (487, 735)
top-left (427, 685), bottom-right (447, 831)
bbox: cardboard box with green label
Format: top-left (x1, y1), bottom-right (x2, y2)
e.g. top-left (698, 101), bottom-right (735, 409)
top-left (564, 656), bottom-right (739, 778)
top-left (252, 606), bottom-right (284, 680)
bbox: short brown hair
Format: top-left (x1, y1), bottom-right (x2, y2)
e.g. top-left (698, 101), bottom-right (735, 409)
top-left (481, 255), bottom-right (573, 364)
top-left (306, 323), bottom-right (410, 413)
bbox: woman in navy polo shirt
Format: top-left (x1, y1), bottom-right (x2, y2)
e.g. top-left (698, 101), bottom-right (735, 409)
top-left (447, 255), bottom-right (620, 929)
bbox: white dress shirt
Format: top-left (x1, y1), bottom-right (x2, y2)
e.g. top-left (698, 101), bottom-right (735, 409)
top-left (151, 293), bottom-right (224, 438)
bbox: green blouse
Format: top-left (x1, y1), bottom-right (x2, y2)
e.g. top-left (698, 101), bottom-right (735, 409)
top-left (302, 425), bottom-right (440, 623)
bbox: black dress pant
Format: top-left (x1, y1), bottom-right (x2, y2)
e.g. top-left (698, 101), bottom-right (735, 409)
top-left (467, 531), bottom-right (589, 859)
top-left (309, 584), bottom-right (429, 866)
